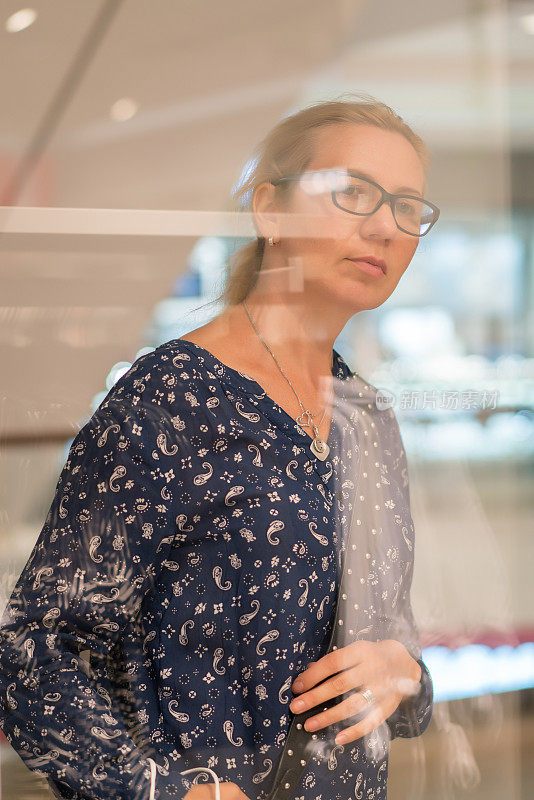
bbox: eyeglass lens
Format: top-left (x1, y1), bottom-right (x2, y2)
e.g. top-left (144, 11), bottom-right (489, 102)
top-left (335, 175), bottom-right (434, 235)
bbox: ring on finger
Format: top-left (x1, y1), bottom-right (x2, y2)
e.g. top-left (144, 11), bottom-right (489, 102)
top-left (360, 687), bottom-right (376, 706)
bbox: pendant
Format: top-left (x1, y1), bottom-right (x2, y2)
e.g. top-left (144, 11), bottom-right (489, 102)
top-left (310, 436), bottom-right (330, 460)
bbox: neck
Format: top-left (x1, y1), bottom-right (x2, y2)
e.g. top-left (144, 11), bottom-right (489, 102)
top-left (237, 293), bottom-right (347, 393)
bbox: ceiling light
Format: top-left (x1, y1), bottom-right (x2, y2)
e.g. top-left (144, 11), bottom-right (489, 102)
top-left (110, 98), bottom-right (138, 122)
top-left (5, 8), bottom-right (37, 33)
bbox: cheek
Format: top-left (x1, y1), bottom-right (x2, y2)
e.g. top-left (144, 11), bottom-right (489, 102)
top-left (284, 231), bottom-right (340, 262)
top-left (295, 202), bottom-right (355, 245)
top-left (397, 241), bottom-right (419, 272)
top-left (305, 238), bottom-right (345, 275)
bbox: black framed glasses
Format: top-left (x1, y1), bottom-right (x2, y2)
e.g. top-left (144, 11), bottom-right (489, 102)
top-left (271, 168), bottom-right (440, 237)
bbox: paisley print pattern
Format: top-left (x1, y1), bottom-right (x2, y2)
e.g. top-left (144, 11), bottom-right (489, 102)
top-left (0, 338), bottom-right (432, 800)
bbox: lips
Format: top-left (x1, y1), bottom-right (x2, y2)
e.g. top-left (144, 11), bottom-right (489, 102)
top-left (347, 256), bottom-right (387, 274)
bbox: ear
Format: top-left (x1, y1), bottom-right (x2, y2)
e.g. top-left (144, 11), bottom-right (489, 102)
top-left (252, 181), bottom-right (280, 241)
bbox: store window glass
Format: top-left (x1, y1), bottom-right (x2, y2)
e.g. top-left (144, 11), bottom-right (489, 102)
top-left (1, 3), bottom-right (532, 799)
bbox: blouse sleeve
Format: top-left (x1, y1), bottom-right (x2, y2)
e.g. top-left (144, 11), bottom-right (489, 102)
top-left (0, 355), bottom-right (203, 800)
top-left (382, 548), bottom-right (434, 740)
top-left (379, 408), bottom-right (434, 741)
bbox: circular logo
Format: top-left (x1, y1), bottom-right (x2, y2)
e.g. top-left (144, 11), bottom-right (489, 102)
top-left (375, 388), bottom-right (395, 410)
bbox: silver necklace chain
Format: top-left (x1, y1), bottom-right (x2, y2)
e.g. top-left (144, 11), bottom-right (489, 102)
top-left (241, 299), bottom-right (333, 460)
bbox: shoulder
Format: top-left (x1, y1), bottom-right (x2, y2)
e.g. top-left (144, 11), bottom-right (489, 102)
top-left (339, 367), bottom-right (406, 447)
top-left (99, 342), bottom-right (207, 408)
top-left (91, 342), bottom-right (213, 439)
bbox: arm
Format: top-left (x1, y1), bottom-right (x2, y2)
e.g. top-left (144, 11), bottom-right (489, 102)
top-left (380, 409), bottom-right (434, 741)
top-left (0, 354), bottom-right (203, 800)
top-left (382, 558), bottom-right (434, 741)
top-left (385, 656), bottom-right (433, 740)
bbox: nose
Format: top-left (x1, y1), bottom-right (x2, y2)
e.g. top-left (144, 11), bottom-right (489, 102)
top-left (358, 200), bottom-right (399, 239)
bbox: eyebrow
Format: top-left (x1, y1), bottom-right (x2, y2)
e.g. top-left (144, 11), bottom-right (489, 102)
top-left (344, 168), bottom-right (424, 197)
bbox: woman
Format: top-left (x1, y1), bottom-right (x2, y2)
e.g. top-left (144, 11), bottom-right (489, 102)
top-left (0, 95), bottom-right (438, 800)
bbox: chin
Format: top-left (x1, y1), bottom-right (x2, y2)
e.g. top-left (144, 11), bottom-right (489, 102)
top-left (337, 282), bottom-right (391, 313)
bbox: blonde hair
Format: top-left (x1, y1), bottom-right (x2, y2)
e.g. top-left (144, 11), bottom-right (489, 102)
top-left (216, 92), bottom-right (430, 308)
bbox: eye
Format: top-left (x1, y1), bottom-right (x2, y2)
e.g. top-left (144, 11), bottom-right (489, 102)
top-left (397, 199), bottom-right (418, 215)
top-left (339, 182), bottom-right (367, 197)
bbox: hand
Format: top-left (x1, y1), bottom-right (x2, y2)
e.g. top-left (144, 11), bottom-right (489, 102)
top-left (288, 639), bottom-right (422, 745)
top-left (184, 782), bottom-right (252, 799)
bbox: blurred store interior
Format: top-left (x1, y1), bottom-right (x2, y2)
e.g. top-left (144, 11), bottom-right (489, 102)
top-left (1, 0), bottom-right (533, 798)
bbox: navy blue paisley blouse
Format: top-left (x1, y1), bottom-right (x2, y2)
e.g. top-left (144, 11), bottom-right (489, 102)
top-left (0, 338), bottom-right (433, 800)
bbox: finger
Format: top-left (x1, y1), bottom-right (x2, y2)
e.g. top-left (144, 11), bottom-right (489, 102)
top-left (291, 640), bottom-right (369, 696)
top-left (334, 701), bottom-right (387, 745)
top-left (289, 663), bottom-right (367, 716)
top-left (303, 684), bottom-right (387, 733)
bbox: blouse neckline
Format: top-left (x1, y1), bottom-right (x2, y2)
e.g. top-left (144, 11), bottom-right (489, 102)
top-left (167, 338), bottom-right (355, 472)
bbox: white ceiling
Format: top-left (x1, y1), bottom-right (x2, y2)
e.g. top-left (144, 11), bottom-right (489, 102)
top-left (2, 0), bottom-right (532, 207)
